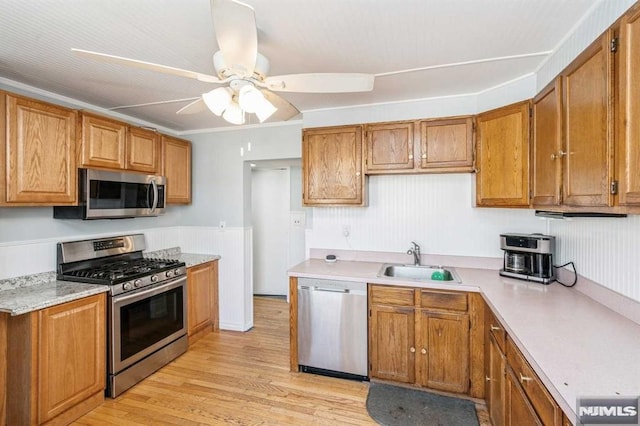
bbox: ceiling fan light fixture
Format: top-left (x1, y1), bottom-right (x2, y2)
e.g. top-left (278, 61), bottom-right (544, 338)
top-left (222, 100), bottom-right (245, 125)
top-left (238, 84), bottom-right (265, 113)
top-left (202, 87), bottom-right (233, 116)
top-left (254, 98), bottom-right (277, 123)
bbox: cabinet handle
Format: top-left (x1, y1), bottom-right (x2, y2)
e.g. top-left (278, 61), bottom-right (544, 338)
top-left (519, 373), bottom-right (533, 383)
top-left (486, 376), bottom-right (491, 382)
top-left (490, 325), bottom-right (501, 331)
top-left (356, 171), bottom-right (361, 177)
top-left (410, 347), bottom-right (416, 353)
top-left (550, 150), bottom-right (567, 160)
top-left (421, 348), bottom-right (427, 355)
top-left (421, 153), bottom-right (427, 159)
top-left (408, 154), bottom-right (414, 160)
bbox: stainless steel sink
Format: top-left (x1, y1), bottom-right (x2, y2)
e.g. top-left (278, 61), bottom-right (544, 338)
top-left (378, 264), bottom-right (462, 283)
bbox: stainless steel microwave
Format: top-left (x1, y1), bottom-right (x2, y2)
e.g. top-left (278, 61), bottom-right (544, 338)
top-left (53, 169), bottom-right (166, 219)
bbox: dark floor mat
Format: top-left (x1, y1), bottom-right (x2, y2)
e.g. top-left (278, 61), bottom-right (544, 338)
top-left (366, 382), bottom-right (479, 426)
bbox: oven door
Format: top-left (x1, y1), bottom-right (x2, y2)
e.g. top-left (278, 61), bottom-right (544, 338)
top-left (110, 276), bottom-right (187, 374)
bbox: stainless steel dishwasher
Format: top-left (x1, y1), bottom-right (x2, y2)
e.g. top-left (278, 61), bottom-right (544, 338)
top-left (297, 278), bottom-right (368, 381)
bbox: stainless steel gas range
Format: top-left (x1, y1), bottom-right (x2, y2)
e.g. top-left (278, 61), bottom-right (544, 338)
top-left (57, 234), bottom-right (188, 398)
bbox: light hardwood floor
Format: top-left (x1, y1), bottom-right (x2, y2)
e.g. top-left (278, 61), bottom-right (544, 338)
top-left (75, 297), bottom-right (489, 425)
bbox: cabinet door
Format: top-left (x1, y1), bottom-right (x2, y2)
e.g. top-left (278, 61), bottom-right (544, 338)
top-left (80, 113), bottom-right (126, 170)
top-left (364, 121), bottom-right (414, 173)
top-left (476, 101), bottom-right (530, 207)
top-left (127, 126), bottom-right (159, 173)
top-left (505, 369), bottom-right (543, 426)
top-left (369, 305), bottom-right (415, 383)
top-left (417, 310), bottom-right (469, 393)
top-left (187, 262), bottom-right (217, 339)
top-left (419, 117), bottom-right (474, 172)
top-left (37, 294), bottom-right (105, 423)
top-left (532, 78), bottom-right (563, 207)
top-left (562, 32), bottom-right (614, 207)
top-left (161, 135), bottom-right (192, 204)
top-left (618, 5), bottom-right (640, 205)
top-left (303, 126), bottom-right (365, 206)
top-left (486, 334), bottom-right (506, 426)
top-left (4, 94), bottom-right (77, 205)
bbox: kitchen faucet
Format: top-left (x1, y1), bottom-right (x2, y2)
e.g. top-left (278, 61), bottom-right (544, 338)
top-left (407, 241), bottom-right (421, 266)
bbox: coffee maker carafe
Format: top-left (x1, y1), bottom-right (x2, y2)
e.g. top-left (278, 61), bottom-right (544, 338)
top-left (499, 233), bottom-right (556, 284)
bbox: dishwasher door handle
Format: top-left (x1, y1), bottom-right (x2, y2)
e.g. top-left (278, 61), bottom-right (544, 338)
top-left (313, 286), bottom-right (349, 293)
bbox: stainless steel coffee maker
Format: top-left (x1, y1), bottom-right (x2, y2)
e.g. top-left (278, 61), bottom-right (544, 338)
top-left (499, 233), bottom-right (556, 284)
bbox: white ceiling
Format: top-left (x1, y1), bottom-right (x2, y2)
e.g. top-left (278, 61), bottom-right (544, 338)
top-left (0, 0), bottom-right (601, 132)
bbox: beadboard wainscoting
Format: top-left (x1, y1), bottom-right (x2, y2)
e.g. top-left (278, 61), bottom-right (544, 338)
top-left (0, 226), bottom-right (254, 332)
top-left (306, 173), bottom-right (547, 258)
top-left (551, 217), bottom-right (640, 303)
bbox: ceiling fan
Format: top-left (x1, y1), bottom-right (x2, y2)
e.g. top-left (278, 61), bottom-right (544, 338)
top-left (72, 0), bottom-right (375, 125)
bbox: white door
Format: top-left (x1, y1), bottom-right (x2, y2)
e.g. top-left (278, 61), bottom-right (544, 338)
top-left (252, 168), bottom-right (290, 295)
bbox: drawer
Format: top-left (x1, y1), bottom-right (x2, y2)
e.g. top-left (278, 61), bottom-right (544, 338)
top-left (419, 289), bottom-right (467, 311)
top-left (487, 310), bottom-right (506, 353)
top-left (506, 336), bottom-right (562, 426)
top-left (369, 285), bottom-right (415, 306)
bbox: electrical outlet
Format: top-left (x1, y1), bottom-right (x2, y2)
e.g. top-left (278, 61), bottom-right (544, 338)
top-left (291, 211), bottom-right (306, 227)
top-left (342, 225), bottom-right (351, 237)
top-left (219, 221), bottom-right (226, 230)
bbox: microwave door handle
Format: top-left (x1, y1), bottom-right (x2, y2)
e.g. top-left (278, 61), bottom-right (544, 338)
top-left (150, 179), bottom-right (158, 213)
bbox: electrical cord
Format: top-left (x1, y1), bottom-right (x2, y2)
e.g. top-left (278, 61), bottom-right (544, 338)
top-left (553, 261), bottom-right (578, 287)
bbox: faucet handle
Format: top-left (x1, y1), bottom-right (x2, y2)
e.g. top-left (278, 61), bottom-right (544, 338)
top-left (411, 241), bottom-right (420, 250)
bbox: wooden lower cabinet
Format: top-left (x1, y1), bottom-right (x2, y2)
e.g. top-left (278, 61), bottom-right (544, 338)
top-left (6, 293), bottom-right (106, 425)
top-left (369, 304), bottom-right (415, 383)
top-left (417, 309), bottom-right (470, 393)
top-left (369, 285), bottom-right (479, 396)
top-left (506, 368), bottom-right (543, 425)
top-left (187, 260), bottom-right (219, 344)
top-left (485, 305), bottom-right (564, 426)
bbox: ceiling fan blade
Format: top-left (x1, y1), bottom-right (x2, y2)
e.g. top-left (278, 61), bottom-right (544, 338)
top-left (71, 48), bottom-right (222, 84)
top-left (264, 73), bottom-right (374, 93)
top-left (211, 0), bottom-right (257, 78)
top-left (176, 98), bottom-right (208, 115)
top-left (260, 90), bottom-right (301, 122)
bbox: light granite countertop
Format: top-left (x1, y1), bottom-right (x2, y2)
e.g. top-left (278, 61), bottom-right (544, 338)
top-left (288, 258), bottom-right (640, 422)
top-left (0, 248), bottom-right (220, 316)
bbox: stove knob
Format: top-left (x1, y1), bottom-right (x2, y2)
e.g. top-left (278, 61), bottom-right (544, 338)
top-left (123, 282), bottom-right (132, 291)
top-left (174, 268), bottom-right (181, 276)
top-left (151, 275), bottom-right (158, 282)
top-left (165, 270), bottom-right (173, 278)
top-left (134, 279), bottom-right (142, 288)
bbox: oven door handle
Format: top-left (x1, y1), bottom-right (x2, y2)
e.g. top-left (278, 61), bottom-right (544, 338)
top-left (113, 276), bottom-right (186, 305)
top-left (150, 179), bottom-right (159, 213)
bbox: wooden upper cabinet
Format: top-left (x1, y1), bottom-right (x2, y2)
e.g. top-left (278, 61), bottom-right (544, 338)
top-left (618, 5), bottom-right (640, 206)
top-left (80, 112), bottom-right (159, 173)
top-left (162, 135), bottom-right (192, 204)
top-left (532, 77), bottom-right (563, 207)
top-left (562, 31), bottom-right (614, 207)
top-left (80, 113), bottom-right (126, 170)
top-left (419, 117), bottom-right (474, 172)
top-left (2, 93), bottom-right (77, 205)
top-left (364, 121), bottom-right (414, 173)
top-left (126, 126), bottom-right (159, 173)
top-left (475, 101), bottom-right (531, 207)
top-left (303, 125), bottom-right (365, 206)
top-left (362, 117), bottom-right (474, 175)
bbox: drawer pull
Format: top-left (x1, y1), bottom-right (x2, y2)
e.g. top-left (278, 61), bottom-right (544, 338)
top-left (519, 373), bottom-right (533, 383)
top-left (421, 348), bottom-right (427, 355)
top-left (410, 347), bottom-right (416, 353)
top-left (486, 376), bottom-right (491, 382)
top-left (490, 325), bottom-right (501, 331)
